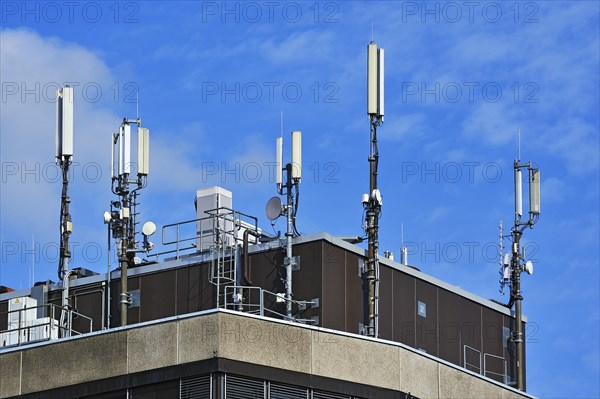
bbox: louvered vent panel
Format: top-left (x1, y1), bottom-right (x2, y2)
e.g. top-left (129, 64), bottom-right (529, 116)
top-left (226, 374), bottom-right (265, 399)
top-left (269, 382), bottom-right (308, 399)
top-left (180, 374), bottom-right (211, 399)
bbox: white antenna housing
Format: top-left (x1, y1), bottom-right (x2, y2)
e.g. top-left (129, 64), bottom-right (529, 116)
top-left (123, 123), bottom-right (131, 175)
top-left (367, 42), bottom-right (384, 118)
top-left (291, 131), bottom-right (302, 180)
top-left (276, 136), bottom-right (283, 186)
top-left (529, 169), bottom-right (540, 215)
top-left (515, 169), bottom-right (523, 218)
top-left (55, 86), bottom-right (74, 159)
top-left (138, 127), bottom-right (150, 175)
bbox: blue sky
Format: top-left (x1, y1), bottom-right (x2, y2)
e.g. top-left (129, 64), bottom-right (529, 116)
top-left (1, 1), bottom-right (598, 397)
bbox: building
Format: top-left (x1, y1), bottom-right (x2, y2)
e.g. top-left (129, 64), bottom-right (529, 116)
top-left (0, 188), bottom-right (532, 399)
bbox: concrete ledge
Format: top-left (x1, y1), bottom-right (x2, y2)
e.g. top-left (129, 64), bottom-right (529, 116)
top-left (0, 351), bottom-right (21, 398)
top-left (0, 309), bottom-right (533, 398)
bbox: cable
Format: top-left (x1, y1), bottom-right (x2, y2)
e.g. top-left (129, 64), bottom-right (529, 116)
top-left (292, 183), bottom-right (301, 236)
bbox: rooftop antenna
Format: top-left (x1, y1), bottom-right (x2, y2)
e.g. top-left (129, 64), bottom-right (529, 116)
top-left (270, 127), bottom-right (302, 320)
top-left (362, 38), bottom-right (384, 338)
top-left (500, 134), bottom-right (541, 391)
top-left (55, 86), bottom-right (74, 337)
top-left (105, 115), bottom-right (153, 326)
top-left (136, 92), bottom-right (139, 120)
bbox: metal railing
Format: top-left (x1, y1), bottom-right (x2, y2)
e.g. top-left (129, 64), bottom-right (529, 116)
top-left (484, 353), bottom-right (508, 384)
top-left (464, 345), bottom-right (508, 384)
top-left (463, 345), bottom-right (482, 374)
top-left (224, 285), bottom-right (317, 324)
top-left (0, 304), bottom-right (93, 348)
top-left (152, 207), bottom-right (259, 260)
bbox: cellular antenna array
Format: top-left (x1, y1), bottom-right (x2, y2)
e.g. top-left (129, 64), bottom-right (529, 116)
top-left (361, 39), bottom-right (384, 338)
top-left (498, 131), bottom-right (541, 391)
top-left (104, 117), bottom-right (154, 327)
top-left (268, 129), bottom-right (302, 320)
top-left (55, 86), bottom-right (74, 336)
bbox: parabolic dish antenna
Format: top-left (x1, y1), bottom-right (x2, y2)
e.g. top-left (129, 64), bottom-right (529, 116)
top-left (266, 196), bottom-right (284, 221)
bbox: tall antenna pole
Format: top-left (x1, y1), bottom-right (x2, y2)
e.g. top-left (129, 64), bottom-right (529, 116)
top-left (363, 40), bottom-right (384, 337)
top-left (56, 86), bottom-right (74, 337)
top-left (108, 117), bottom-right (150, 327)
top-left (506, 152), bottom-right (541, 391)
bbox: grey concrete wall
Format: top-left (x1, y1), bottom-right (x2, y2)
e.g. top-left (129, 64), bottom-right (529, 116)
top-left (0, 311), bottom-right (531, 399)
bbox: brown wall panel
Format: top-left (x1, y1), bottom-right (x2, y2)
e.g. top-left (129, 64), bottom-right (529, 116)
top-left (344, 251), bottom-right (364, 334)
top-left (176, 264), bottom-right (201, 315)
top-left (415, 280), bottom-right (438, 356)
top-left (293, 241), bottom-right (323, 326)
top-left (71, 286), bottom-right (104, 332)
top-left (321, 242), bottom-right (345, 330)
top-left (438, 289), bottom-right (461, 365)
top-left (460, 299), bottom-right (482, 372)
top-left (392, 270), bottom-right (415, 347)
top-left (378, 265), bottom-right (393, 340)
top-left (140, 270), bottom-right (176, 322)
top-left (482, 307), bottom-right (504, 383)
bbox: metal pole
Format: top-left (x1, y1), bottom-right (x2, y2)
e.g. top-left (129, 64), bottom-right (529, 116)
top-left (365, 117), bottom-right (380, 337)
top-left (285, 164), bottom-right (294, 320)
top-left (512, 229), bottom-right (524, 390)
top-left (119, 179), bottom-right (130, 327)
top-left (59, 157), bottom-right (72, 337)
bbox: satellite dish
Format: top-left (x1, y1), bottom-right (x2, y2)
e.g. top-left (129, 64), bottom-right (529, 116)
top-left (142, 221), bottom-right (156, 237)
top-left (103, 211), bottom-right (112, 224)
top-left (266, 196), bottom-right (284, 221)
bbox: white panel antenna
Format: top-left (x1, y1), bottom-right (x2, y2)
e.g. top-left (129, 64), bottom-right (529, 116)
top-left (367, 43), bottom-right (378, 115)
top-left (123, 123), bottom-right (131, 174)
top-left (55, 86), bottom-right (74, 159)
top-left (529, 169), bottom-right (540, 215)
top-left (291, 131), bottom-right (302, 180)
top-left (378, 48), bottom-right (384, 118)
top-left (137, 127), bottom-right (150, 175)
top-left (276, 137), bottom-right (283, 186)
top-left (367, 43), bottom-right (384, 118)
top-left (515, 169), bottom-right (522, 218)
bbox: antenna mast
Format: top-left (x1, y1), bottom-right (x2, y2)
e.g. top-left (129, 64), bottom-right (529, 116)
top-left (106, 116), bottom-right (152, 326)
top-left (501, 132), bottom-right (540, 391)
top-left (55, 86), bottom-right (74, 337)
top-left (274, 130), bottom-right (302, 320)
top-left (362, 40), bottom-right (384, 338)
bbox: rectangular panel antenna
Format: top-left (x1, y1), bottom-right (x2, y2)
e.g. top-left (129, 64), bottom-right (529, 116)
top-left (515, 169), bottom-right (523, 217)
top-left (138, 127), bottom-right (150, 175)
top-left (367, 43), bottom-right (378, 116)
top-left (292, 131), bottom-right (302, 180)
top-left (378, 48), bottom-right (384, 118)
top-left (529, 169), bottom-right (540, 214)
top-left (55, 87), bottom-right (74, 159)
top-left (276, 137), bottom-right (283, 186)
top-left (123, 123), bottom-right (131, 175)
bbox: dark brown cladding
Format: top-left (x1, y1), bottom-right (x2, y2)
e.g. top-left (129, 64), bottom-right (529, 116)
top-left (2, 237), bottom-right (525, 388)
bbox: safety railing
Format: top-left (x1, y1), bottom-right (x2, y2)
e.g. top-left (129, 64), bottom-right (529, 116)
top-left (151, 207), bottom-right (259, 260)
top-left (463, 345), bottom-right (509, 384)
top-left (0, 304), bottom-right (93, 348)
top-left (484, 353), bottom-right (508, 384)
top-left (224, 285), bottom-right (317, 324)
top-left (463, 345), bottom-right (482, 374)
